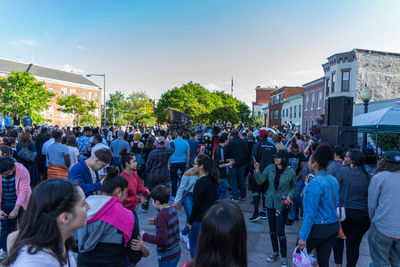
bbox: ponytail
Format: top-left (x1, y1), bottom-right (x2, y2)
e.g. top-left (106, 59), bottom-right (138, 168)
top-left (196, 154), bottom-right (220, 182)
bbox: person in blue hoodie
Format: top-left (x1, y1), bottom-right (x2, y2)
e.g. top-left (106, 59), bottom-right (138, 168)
top-left (298, 144), bottom-right (340, 267)
top-left (69, 148), bottom-right (112, 197)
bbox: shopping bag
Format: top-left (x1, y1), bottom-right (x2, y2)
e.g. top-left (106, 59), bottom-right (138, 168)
top-left (292, 246), bottom-right (313, 267)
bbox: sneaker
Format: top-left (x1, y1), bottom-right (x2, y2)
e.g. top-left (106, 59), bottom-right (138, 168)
top-left (231, 198), bottom-right (240, 203)
top-left (249, 213), bottom-right (262, 222)
top-left (266, 252), bottom-right (279, 262)
top-left (180, 233), bottom-right (189, 244)
top-left (259, 210), bottom-right (267, 219)
top-left (281, 257), bottom-right (288, 267)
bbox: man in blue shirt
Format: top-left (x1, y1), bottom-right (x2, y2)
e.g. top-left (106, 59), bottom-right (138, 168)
top-left (4, 112), bottom-right (12, 128)
top-left (169, 131), bottom-right (190, 199)
top-left (22, 113), bottom-right (32, 127)
top-left (110, 130), bottom-right (130, 171)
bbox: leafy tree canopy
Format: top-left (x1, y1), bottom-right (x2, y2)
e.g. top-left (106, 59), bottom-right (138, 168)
top-left (57, 95), bottom-right (97, 126)
top-left (0, 71), bottom-right (55, 124)
top-left (155, 82), bottom-right (250, 124)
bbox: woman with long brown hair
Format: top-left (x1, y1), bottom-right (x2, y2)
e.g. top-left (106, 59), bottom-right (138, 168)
top-left (16, 131), bottom-right (39, 187)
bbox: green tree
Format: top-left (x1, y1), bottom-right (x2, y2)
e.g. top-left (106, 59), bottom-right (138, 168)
top-left (106, 91), bottom-right (128, 127)
top-left (0, 71), bottom-right (55, 124)
top-left (209, 106), bottom-right (240, 124)
top-left (155, 82), bottom-right (250, 124)
top-left (57, 95), bottom-right (98, 126)
top-left (124, 92), bottom-right (156, 125)
top-left (370, 133), bottom-right (400, 151)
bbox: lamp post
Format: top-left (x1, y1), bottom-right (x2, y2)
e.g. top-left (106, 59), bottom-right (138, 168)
top-left (360, 83), bottom-right (372, 149)
top-left (86, 73), bottom-right (106, 129)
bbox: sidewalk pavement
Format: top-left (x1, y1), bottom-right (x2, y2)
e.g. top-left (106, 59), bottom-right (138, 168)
top-left (136, 194), bottom-right (371, 267)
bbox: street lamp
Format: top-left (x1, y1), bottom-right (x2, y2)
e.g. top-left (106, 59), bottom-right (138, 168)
top-left (86, 73), bottom-right (106, 128)
top-left (360, 83), bottom-right (372, 149)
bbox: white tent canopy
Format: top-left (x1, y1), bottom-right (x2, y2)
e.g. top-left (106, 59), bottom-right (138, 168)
top-left (353, 105), bottom-right (400, 132)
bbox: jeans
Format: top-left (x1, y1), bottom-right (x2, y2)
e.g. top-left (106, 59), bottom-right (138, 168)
top-left (368, 223), bottom-right (400, 267)
top-left (333, 209), bottom-right (371, 267)
top-left (217, 178), bottom-right (229, 200)
top-left (1, 204), bottom-right (23, 251)
top-left (170, 163), bottom-right (186, 197)
top-left (229, 166), bottom-right (246, 200)
top-left (158, 254), bottom-right (180, 267)
top-left (181, 193), bottom-right (193, 235)
top-left (306, 234), bottom-right (337, 267)
top-left (293, 178), bottom-right (304, 219)
top-left (189, 222), bottom-right (202, 258)
top-left (266, 208), bottom-right (287, 258)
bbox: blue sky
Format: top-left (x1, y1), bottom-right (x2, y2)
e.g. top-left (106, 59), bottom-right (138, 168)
top-left (1, 0), bottom-right (400, 106)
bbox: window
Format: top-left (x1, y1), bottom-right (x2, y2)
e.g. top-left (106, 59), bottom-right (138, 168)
top-left (61, 111), bottom-right (68, 118)
top-left (286, 108), bottom-right (289, 118)
top-left (305, 94), bottom-right (309, 111)
top-left (70, 88), bottom-right (76, 96)
top-left (281, 110), bottom-right (284, 118)
top-left (275, 111), bottom-right (278, 119)
top-left (271, 112), bottom-right (273, 119)
top-left (70, 113), bottom-right (75, 119)
top-left (257, 111), bottom-right (261, 116)
top-left (48, 85), bottom-right (53, 93)
top-left (82, 91), bottom-right (87, 100)
top-left (61, 88), bottom-right (68, 98)
top-left (317, 91), bottom-right (322, 109)
top-left (95, 92), bottom-right (99, 102)
top-left (88, 92), bottom-right (92, 101)
top-left (305, 120), bottom-right (308, 133)
top-left (290, 107), bottom-right (292, 119)
top-left (326, 78), bottom-right (330, 96)
top-left (298, 104), bottom-right (301, 117)
top-left (311, 119), bottom-right (314, 128)
top-left (331, 73), bottom-right (336, 93)
top-left (95, 109), bottom-right (99, 118)
top-left (48, 106), bottom-right (54, 118)
top-left (294, 105), bottom-right (297, 118)
top-left (310, 93), bottom-right (315, 110)
top-left (341, 71), bottom-right (350, 91)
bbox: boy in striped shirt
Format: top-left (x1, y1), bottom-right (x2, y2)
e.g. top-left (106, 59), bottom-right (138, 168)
top-left (141, 185), bottom-right (181, 266)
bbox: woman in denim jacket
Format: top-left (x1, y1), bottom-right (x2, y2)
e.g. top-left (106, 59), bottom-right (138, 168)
top-left (254, 150), bottom-right (296, 267)
top-left (298, 144), bottom-right (339, 267)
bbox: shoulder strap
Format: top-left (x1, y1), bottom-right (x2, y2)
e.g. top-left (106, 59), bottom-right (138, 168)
top-left (320, 175), bottom-right (338, 210)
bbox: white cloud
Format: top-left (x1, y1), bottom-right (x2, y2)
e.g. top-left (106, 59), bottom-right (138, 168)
top-left (59, 64), bottom-right (85, 74)
top-left (11, 40), bottom-right (38, 47)
top-left (76, 45), bottom-right (86, 50)
top-left (204, 83), bottom-right (222, 91)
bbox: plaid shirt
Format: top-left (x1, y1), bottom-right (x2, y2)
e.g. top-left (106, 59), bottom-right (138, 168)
top-left (77, 135), bottom-right (92, 160)
top-left (146, 147), bottom-right (173, 183)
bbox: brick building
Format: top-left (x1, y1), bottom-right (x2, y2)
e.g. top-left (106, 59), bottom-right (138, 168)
top-left (302, 77), bottom-right (325, 134)
top-left (269, 86), bottom-right (303, 128)
top-left (0, 58), bottom-right (101, 127)
top-left (252, 86), bottom-right (275, 115)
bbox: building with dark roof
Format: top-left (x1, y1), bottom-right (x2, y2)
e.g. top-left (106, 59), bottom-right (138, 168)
top-left (0, 58), bottom-right (101, 126)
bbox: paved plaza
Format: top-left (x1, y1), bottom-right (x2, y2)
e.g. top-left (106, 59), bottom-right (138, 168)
top-left (136, 193), bottom-right (372, 267)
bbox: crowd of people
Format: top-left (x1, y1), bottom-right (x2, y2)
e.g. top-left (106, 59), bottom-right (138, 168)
top-left (0, 121), bottom-right (398, 267)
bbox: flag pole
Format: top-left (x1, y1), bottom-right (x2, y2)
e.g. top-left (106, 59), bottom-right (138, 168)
top-left (231, 76), bottom-right (233, 96)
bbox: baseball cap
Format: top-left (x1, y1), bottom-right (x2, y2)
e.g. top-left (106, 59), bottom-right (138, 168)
top-left (259, 129), bottom-right (268, 137)
top-left (83, 126), bottom-right (92, 132)
top-left (273, 150), bottom-right (290, 159)
top-left (384, 150), bottom-right (400, 163)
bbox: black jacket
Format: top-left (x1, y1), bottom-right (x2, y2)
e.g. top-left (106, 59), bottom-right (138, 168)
top-left (252, 139), bottom-right (277, 172)
top-left (226, 137), bottom-right (249, 168)
top-left (214, 144), bottom-right (227, 178)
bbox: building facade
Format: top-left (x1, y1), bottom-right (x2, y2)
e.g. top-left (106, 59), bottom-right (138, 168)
top-left (302, 77), bottom-right (325, 134)
top-left (252, 86), bottom-right (275, 116)
top-left (0, 58), bottom-right (101, 127)
top-left (281, 93), bottom-right (303, 132)
top-left (269, 86), bottom-right (303, 127)
top-left (322, 49), bottom-right (400, 104)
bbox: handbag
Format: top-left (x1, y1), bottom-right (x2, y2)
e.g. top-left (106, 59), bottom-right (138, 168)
top-left (321, 175), bottom-right (346, 240)
top-left (18, 147), bottom-right (37, 163)
top-left (284, 204), bottom-right (295, 225)
top-left (175, 182), bottom-right (196, 210)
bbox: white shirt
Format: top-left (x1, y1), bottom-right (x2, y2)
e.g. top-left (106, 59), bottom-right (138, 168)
top-left (13, 246), bottom-right (76, 267)
top-left (67, 146), bottom-right (79, 167)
